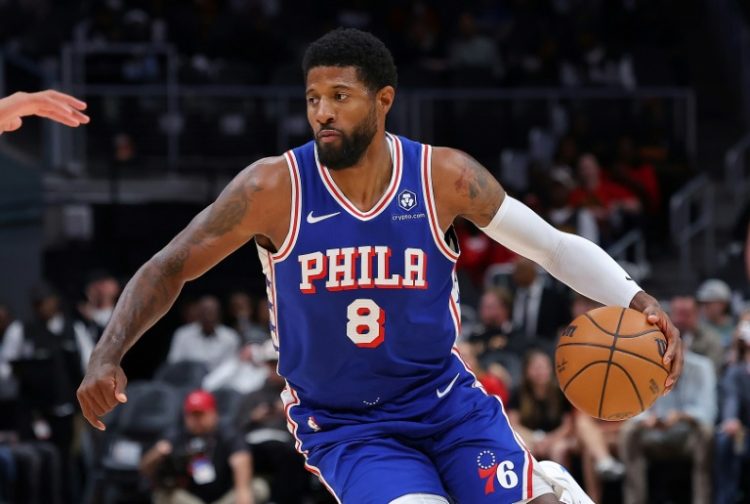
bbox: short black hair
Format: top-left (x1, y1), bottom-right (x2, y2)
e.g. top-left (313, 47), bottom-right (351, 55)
top-left (302, 28), bottom-right (397, 92)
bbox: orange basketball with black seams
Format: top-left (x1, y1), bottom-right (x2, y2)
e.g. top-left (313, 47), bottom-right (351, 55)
top-left (554, 306), bottom-right (670, 421)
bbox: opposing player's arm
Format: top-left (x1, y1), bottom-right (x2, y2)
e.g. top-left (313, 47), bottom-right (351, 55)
top-left (78, 156), bottom-right (290, 429)
top-left (431, 147), bottom-right (682, 392)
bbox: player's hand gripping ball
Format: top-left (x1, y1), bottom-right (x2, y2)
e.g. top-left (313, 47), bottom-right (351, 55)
top-left (555, 306), bottom-right (670, 421)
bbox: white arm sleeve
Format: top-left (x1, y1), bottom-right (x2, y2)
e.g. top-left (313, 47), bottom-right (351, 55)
top-left (479, 196), bottom-right (642, 308)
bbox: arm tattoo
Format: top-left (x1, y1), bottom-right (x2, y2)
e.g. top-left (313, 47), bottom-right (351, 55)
top-left (165, 180), bottom-right (259, 278)
top-left (456, 152), bottom-right (501, 222)
top-left (201, 182), bottom-right (252, 237)
top-left (92, 177), bottom-right (261, 364)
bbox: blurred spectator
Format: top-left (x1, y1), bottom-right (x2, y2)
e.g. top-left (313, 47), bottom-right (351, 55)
top-left (619, 350), bottom-right (716, 504)
top-left (553, 136), bottom-right (580, 170)
top-left (575, 413), bottom-right (626, 502)
top-left (670, 296), bottom-right (724, 375)
top-left (0, 302), bottom-right (20, 393)
top-left (226, 292), bottom-right (269, 345)
top-left (727, 310), bottom-right (750, 365)
top-left (180, 298), bottom-right (201, 325)
top-left (0, 302), bottom-right (14, 337)
top-left (696, 279), bottom-right (735, 350)
top-left (455, 341), bottom-right (509, 403)
top-left (507, 349), bottom-right (574, 464)
top-left (201, 340), bottom-right (268, 395)
top-left (543, 167), bottom-right (599, 244)
top-left (140, 390), bottom-right (256, 504)
top-left (714, 316), bottom-right (750, 504)
top-left (237, 340), bottom-right (312, 503)
top-left (511, 258), bottom-right (570, 349)
top-left (448, 12), bottom-right (503, 79)
top-left (456, 218), bottom-right (517, 290)
top-left (568, 153), bottom-right (642, 244)
top-left (167, 296), bottom-right (240, 373)
top-left (1, 283), bottom-right (93, 504)
top-left (610, 135), bottom-right (662, 215)
top-left (469, 287), bottom-right (520, 355)
top-left (77, 270), bottom-right (121, 341)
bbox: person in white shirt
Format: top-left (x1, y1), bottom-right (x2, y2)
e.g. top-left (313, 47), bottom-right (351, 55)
top-left (167, 295), bottom-right (240, 372)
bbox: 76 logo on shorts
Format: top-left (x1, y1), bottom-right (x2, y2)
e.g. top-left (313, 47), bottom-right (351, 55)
top-left (476, 450), bottom-right (519, 494)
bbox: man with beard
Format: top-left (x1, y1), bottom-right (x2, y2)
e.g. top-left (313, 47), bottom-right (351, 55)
top-left (78, 28), bottom-right (682, 504)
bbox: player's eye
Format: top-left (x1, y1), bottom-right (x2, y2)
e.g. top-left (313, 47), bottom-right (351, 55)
top-left (307, 96), bottom-right (319, 105)
top-left (335, 93), bottom-right (347, 101)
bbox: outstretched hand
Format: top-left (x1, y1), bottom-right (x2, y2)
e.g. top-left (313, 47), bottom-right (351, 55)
top-left (0, 90), bottom-right (89, 133)
top-left (77, 361), bottom-right (128, 430)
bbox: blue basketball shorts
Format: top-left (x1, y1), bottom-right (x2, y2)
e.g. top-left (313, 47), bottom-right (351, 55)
top-left (283, 359), bottom-right (539, 503)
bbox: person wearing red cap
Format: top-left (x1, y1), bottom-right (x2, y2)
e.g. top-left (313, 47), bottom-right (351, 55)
top-left (140, 390), bottom-right (255, 504)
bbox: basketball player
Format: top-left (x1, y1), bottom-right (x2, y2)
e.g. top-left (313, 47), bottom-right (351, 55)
top-left (0, 89), bottom-right (89, 133)
top-left (77, 29), bottom-right (682, 503)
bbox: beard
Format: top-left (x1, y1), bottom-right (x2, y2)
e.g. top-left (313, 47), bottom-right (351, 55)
top-left (316, 107), bottom-right (378, 170)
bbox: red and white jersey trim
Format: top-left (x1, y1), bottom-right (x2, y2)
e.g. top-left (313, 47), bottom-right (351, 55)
top-left (315, 133), bottom-right (403, 221)
top-left (272, 150), bottom-right (302, 262)
top-left (420, 144), bottom-right (460, 262)
top-left (281, 384), bottom-right (343, 504)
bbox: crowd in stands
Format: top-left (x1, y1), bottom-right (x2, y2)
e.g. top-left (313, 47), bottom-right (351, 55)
top-left (0, 0), bottom-right (688, 89)
top-left (0, 254), bottom-right (748, 502)
top-left (0, 1), bottom-right (745, 502)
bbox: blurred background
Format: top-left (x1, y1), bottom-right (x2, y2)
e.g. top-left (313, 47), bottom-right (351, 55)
top-left (1, 0), bottom-right (749, 503)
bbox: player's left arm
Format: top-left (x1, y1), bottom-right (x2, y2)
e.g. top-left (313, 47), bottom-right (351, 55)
top-left (430, 147), bottom-right (683, 392)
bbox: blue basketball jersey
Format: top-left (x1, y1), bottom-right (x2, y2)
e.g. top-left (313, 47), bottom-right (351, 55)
top-left (257, 133), bottom-right (462, 413)
top-left (255, 134), bottom-right (538, 503)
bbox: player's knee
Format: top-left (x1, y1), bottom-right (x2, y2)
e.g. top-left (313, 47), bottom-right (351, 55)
top-left (389, 493), bottom-right (450, 504)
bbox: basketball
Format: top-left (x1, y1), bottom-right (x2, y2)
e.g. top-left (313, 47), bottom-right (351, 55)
top-left (555, 306), bottom-right (670, 421)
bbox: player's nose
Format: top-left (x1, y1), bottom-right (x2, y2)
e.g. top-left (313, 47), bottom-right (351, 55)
top-left (314, 98), bottom-right (335, 124)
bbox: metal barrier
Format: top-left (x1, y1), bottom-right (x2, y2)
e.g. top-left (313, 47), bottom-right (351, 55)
top-left (1, 42), bottom-right (698, 181)
top-left (606, 228), bottom-right (650, 282)
top-left (669, 174), bottom-right (715, 277)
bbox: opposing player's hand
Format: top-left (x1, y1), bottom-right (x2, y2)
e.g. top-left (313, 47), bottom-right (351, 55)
top-left (635, 295), bottom-right (683, 395)
top-left (77, 361), bottom-right (128, 430)
top-left (0, 90), bottom-right (89, 133)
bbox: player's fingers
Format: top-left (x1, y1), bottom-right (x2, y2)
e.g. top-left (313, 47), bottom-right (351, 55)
top-left (663, 336), bottom-right (683, 394)
top-left (47, 90), bottom-right (88, 110)
top-left (114, 367), bottom-right (128, 403)
top-left (94, 383), bottom-right (120, 413)
top-left (662, 323), bottom-right (680, 366)
top-left (86, 388), bottom-right (111, 416)
top-left (78, 395), bottom-right (106, 431)
top-left (37, 96), bottom-right (88, 123)
top-left (37, 107), bottom-right (83, 127)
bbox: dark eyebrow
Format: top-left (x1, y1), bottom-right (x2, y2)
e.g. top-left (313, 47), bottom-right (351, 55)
top-left (306, 83), bottom-right (356, 95)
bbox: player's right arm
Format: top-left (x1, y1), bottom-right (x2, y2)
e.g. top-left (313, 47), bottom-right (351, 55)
top-left (77, 156), bottom-right (291, 430)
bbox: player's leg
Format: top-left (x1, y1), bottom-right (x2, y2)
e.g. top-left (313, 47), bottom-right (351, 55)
top-left (305, 435), bottom-right (449, 504)
top-left (428, 389), bottom-right (593, 503)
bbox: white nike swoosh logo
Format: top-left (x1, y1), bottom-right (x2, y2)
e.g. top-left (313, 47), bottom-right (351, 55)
top-left (306, 211), bottom-right (340, 224)
top-left (436, 373), bottom-right (460, 398)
